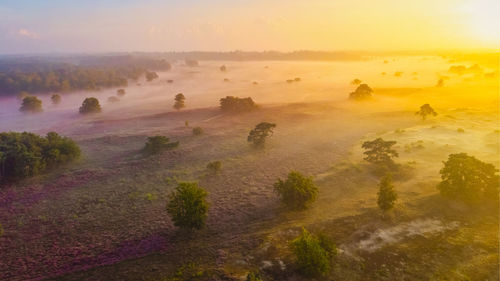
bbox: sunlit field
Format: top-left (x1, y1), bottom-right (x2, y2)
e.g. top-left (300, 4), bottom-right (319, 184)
top-left (0, 51), bottom-right (498, 280)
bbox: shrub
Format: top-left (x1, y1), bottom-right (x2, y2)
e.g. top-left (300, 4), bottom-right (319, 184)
top-left (219, 96), bottom-right (257, 112)
top-left (19, 96), bottom-right (43, 113)
top-left (438, 153), bottom-right (499, 202)
top-left (166, 182), bottom-right (208, 230)
top-left (143, 136), bottom-right (179, 155)
top-left (51, 94), bottom-right (61, 105)
top-left (192, 127), bottom-right (203, 136)
top-left (247, 122), bottom-right (276, 147)
top-left (349, 83), bottom-right (373, 100)
top-left (220, 65), bottom-right (227, 72)
top-left (415, 104), bottom-right (437, 120)
top-left (174, 93), bottom-right (186, 110)
top-left (145, 71), bottom-right (159, 81)
top-left (362, 138), bottom-right (398, 165)
top-left (291, 228), bottom-right (336, 277)
top-left (79, 97), bottom-right (101, 114)
top-left (274, 171), bottom-right (318, 210)
top-left (117, 89), bottom-right (126, 96)
top-left (206, 161), bottom-right (222, 174)
top-left (0, 131), bottom-right (80, 183)
top-left (377, 174), bottom-right (397, 214)
top-left (246, 271), bottom-right (262, 281)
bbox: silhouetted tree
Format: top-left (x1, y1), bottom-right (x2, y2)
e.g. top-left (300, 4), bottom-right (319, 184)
top-left (416, 104), bottom-right (437, 120)
top-left (349, 84), bottom-right (373, 100)
top-left (377, 174), bottom-right (397, 215)
top-left (166, 182), bottom-right (208, 230)
top-left (174, 93), bottom-right (186, 110)
top-left (291, 228), bottom-right (336, 277)
top-left (438, 153), bottom-right (499, 202)
top-left (362, 138), bottom-right (398, 165)
top-left (143, 136), bottom-right (179, 155)
top-left (19, 96), bottom-right (43, 113)
top-left (247, 122), bottom-right (276, 147)
top-left (274, 171), bottom-right (318, 210)
top-left (79, 97), bottom-right (101, 114)
top-left (51, 94), bottom-right (61, 105)
top-left (220, 96), bottom-right (257, 112)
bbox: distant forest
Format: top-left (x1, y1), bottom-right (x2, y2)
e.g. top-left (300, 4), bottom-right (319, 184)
top-left (0, 56), bottom-right (171, 96)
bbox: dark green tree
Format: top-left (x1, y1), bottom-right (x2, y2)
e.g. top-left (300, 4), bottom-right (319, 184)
top-left (377, 174), bottom-right (397, 214)
top-left (362, 138), bottom-right (398, 165)
top-left (174, 93), bottom-right (186, 110)
top-left (166, 182), bottom-right (208, 230)
top-left (291, 228), bottom-right (336, 277)
top-left (274, 171), bottom-right (318, 210)
top-left (416, 104), bottom-right (437, 120)
top-left (438, 153), bottom-right (499, 202)
top-left (79, 97), bottom-right (101, 114)
top-left (19, 96), bottom-right (43, 113)
top-left (349, 83), bottom-right (373, 100)
top-left (143, 136), bottom-right (179, 155)
top-left (247, 122), bottom-right (276, 147)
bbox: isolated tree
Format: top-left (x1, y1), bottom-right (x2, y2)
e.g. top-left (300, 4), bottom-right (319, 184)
top-left (274, 171), bottom-right (318, 210)
top-left (145, 71), bottom-right (159, 82)
top-left (247, 122), bottom-right (276, 147)
top-left (362, 138), bottom-right (398, 165)
top-left (377, 174), bottom-right (397, 214)
top-left (51, 94), bottom-right (61, 105)
top-left (174, 93), bottom-right (186, 110)
top-left (192, 127), bottom-right (203, 136)
top-left (117, 89), bottom-right (126, 96)
top-left (350, 78), bottom-right (362, 85)
top-left (206, 161), bottom-right (222, 175)
top-left (166, 182), bottom-right (208, 230)
top-left (19, 96), bottom-right (43, 113)
top-left (416, 104), bottom-right (437, 120)
top-left (349, 83), bottom-right (373, 100)
top-left (219, 96), bottom-right (257, 112)
top-left (291, 228), bottom-right (336, 277)
top-left (220, 65), bottom-right (227, 72)
top-left (79, 97), bottom-right (101, 114)
top-left (143, 136), bottom-right (179, 155)
top-left (438, 153), bottom-right (499, 202)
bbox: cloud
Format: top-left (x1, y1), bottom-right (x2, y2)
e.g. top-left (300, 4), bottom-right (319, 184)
top-left (17, 28), bottom-right (39, 39)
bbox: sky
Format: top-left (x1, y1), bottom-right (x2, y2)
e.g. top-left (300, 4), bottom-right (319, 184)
top-left (0, 0), bottom-right (499, 54)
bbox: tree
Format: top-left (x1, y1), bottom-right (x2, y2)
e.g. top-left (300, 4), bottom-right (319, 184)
top-left (206, 161), bottom-right (222, 175)
top-left (220, 96), bottom-right (257, 112)
top-left (291, 228), bottom-right (336, 277)
top-left (51, 94), bottom-right (61, 105)
top-left (145, 71), bottom-right (159, 82)
top-left (247, 122), bottom-right (276, 147)
top-left (349, 83), bottom-right (373, 100)
top-left (174, 93), bottom-right (186, 110)
top-left (166, 182), bottom-right (208, 230)
top-left (192, 127), bottom-right (203, 136)
top-left (377, 174), bottom-right (397, 214)
top-left (274, 171), bottom-right (318, 210)
top-left (350, 78), bottom-right (362, 85)
top-left (143, 136), bottom-right (179, 155)
top-left (438, 153), bottom-right (499, 202)
top-left (79, 97), bottom-right (101, 114)
top-left (19, 96), bottom-right (43, 113)
top-left (220, 65), bottom-right (227, 72)
top-left (117, 89), bottom-right (126, 96)
top-left (362, 138), bottom-right (398, 165)
top-left (0, 131), bottom-right (80, 183)
top-left (416, 104), bottom-right (437, 120)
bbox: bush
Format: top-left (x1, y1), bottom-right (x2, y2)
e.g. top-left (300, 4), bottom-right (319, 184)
top-left (247, 122), bottom-right (276, 147)
top-left (79, 97), bottom-right (101, 114)
top-left (174, 93), bottom-right (186, 110)
top-left (192, 127), bottom-right (203, 136)
top-left (117, 89), bottom-right (126, 96)
top-left (51, 94), bottom-right (61, 105)
top-left (19, 96), bottom-right (43, 113)
top-left (220, 96), bottom-right (257, 112)
top-left (220, 65), bottom-right (227, 72)
top-left (349, 83), bottom-right (373, 100)
top-left (145, 71), bottom-right (159, 81)
top-left (0, 131), bottom-right (80, 183)
top-left (206, 161), bottom-right (222, 174)
top-left (274, 171), bottom-right (318, 210)
top-left (143, 136), bottom-right (179, 155)
top-left (246, 271), bottom-right (262, 281)
top-left (291, 228), bottom-right (336, 277)
top-left (166, 182), bottom-right (208, 230)
top-left (438, 153), bottom-right (499, 202)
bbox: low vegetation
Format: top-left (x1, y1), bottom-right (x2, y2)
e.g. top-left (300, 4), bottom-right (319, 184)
top-left (143, 136), bottom-right (179, 156)
top-left (79, 97), bottom-right (101, 114)
top-left (247, 122), bottom-right (276, 147)
top-left (19, 96), bottom-right (43, 113)
top-left (274, 171), bottom-right (318, 210)
top-left (0, 131), bottom-right (80, 183)
top-left (291, 228), bottom-right (337, 277)
top-left (166, 182), bottom-right (208, 230)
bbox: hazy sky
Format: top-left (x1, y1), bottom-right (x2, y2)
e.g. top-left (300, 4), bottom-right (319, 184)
top-left (0, 0), bottom-right (498, 54)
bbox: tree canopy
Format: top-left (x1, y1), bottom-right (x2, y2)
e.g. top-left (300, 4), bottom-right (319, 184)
top-left (51, 94), bottom-right (61, 105)
top-left (362, 138), bottom-right (398, 165)
top-left (274, 171), bottom-right (318, 210)
top-left (247, 122), bottom-right (276, 147)
top-left (416, 104), bottom-right (437, 120)
top-left (438, 153), bottom-right (499, 202)
top-left (349, 83), bottom-right (373, 100)
top-left (79, 97), bottom-right (101, 114)
top-left (19, 96), bottom-right (43, 113)
top-left (174, 93), bottom-right (186, 110)
top-left (220, 96), bottom-right (257, 112)
top-left (166, 182), bottom-right (208, 230)
top-left (143, 136), bottom-right (179, 155)
top-left (291, 228), bottom-right (336, 277)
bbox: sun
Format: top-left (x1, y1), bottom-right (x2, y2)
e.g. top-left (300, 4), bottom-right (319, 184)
top-left (462, 0), bottom-right (500, 46)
